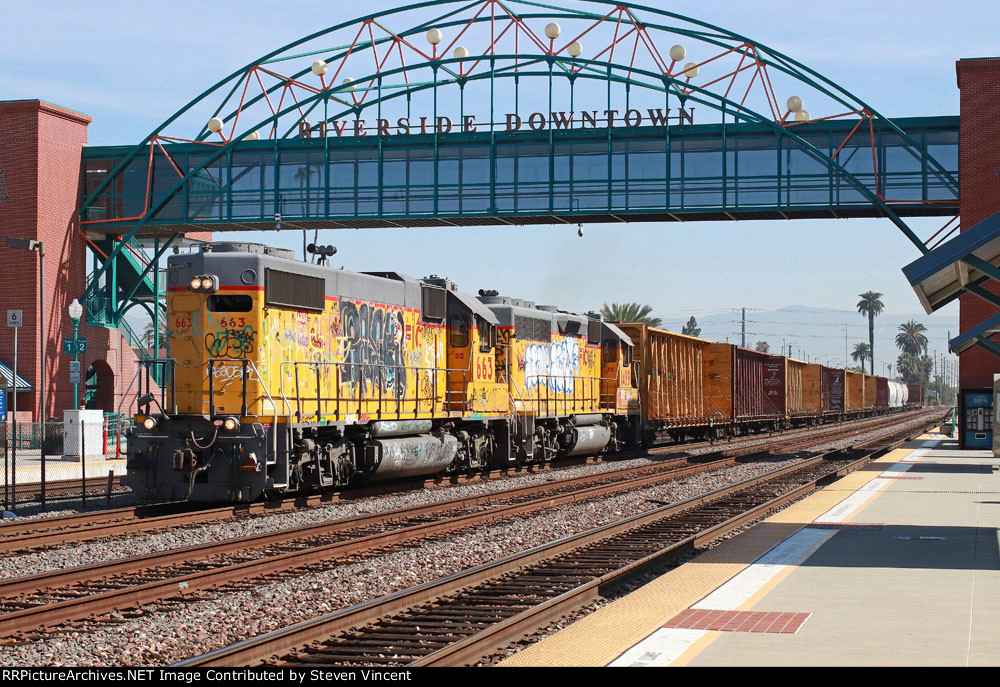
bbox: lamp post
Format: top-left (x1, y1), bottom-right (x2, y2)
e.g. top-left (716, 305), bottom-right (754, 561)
top-left (5, 238), bottom-right (45, 506)
top-left (68, 299), bottom-right (83, 410)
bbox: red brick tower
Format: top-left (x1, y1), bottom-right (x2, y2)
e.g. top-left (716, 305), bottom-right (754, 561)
top-left (0, 100), bottom-right (150, 421)
top-left (957, 59), bottom-right (1000, 392)
top-left (0, 101), bottom-right (91, 420)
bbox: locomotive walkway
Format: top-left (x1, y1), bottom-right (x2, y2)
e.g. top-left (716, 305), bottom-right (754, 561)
top-left (502, 429), bottom-right (1000, 666)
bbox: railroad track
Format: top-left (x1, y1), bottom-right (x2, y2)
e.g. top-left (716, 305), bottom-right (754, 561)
top-left (0, 408), bottom-right (939, 556)
top-left (0, 409), bottom-right (939, 643)
top-left (178, 410), bottom-right (945, 667)
top-left (6, 475), bottom-right (124, 503)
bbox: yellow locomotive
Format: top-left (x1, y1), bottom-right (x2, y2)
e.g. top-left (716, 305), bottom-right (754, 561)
top-left (124, 242), bottom-right (639, 502)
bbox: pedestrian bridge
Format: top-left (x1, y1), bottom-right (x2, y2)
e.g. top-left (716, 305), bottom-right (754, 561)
top-left (81, 114), bottom-right (957, 233)
top-left (76, 0), bottom-right (962, 329)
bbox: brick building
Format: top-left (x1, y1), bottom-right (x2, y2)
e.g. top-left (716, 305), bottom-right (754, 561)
top-left (0, 100), bottom-right (148, 421)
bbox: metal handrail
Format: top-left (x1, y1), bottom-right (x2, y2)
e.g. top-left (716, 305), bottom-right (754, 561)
top-left (277, 360), bottom-right (466, 423)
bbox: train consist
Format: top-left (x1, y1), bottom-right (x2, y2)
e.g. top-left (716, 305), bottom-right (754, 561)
top-left (123, 242), bottom-right (922, 503)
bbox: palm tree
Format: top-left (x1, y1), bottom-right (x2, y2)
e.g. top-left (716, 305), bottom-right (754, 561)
top-left (755, 341), bottom-right (770, 353)
top-left (601, 302), bottom-right (661, 328)
top-left (856, 291), bottom-right (884, 375)
top-left (895, 320), bottom-right (928, 356)
top-left (851, 342), bottom-right (871, 371)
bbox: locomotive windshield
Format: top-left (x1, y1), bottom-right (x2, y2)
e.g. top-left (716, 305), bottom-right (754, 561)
top-left (207, 295), bottom-right (253, 312)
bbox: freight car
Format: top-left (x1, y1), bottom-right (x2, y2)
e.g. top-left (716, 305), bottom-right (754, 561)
top-left (123, 242), bottom-right (639, 502)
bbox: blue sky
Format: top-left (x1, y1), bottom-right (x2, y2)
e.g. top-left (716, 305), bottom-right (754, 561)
top-left (4, 0), bottom-right (993, 369)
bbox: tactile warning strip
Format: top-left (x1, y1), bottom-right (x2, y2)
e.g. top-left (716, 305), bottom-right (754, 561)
top-left (880, 475), bottom-right (923, 480)
top-left (663, 609), bottom-right (810, 634)
top-left (807, 522), bottom-right (883, 530)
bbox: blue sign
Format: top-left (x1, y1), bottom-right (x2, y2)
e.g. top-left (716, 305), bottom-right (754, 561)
top-left (0, 390), bottom-right (6, 420)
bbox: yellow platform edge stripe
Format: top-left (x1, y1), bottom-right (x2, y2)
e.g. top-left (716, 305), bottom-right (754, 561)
top-left (499, 432), bottom-right (938, 667)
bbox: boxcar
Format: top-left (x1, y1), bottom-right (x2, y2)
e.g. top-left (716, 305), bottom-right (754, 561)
top-left (822, 366), bottom-right (846, 416)
top-left (787, 360), bottom-right (823, 424)
top-left (845, 370), bottom-right (865, 414)
top-left (907, 384), bottom-right (923, 406)
top-left (863, 374), bottom-right (878, 411)
top-left (876, 377), bottom-right (890, 410)
top-left (617, 324), bottom-right (713, 440)
top-left (703, 343), bottom-right (786, 433)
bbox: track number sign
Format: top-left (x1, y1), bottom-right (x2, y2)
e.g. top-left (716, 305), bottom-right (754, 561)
top-left (6, 310), bottom-right (22, 328)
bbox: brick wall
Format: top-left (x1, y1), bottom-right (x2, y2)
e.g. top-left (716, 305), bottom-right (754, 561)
top-left (0, 100), bottom-right (152, 419)
top-left (957, 59), bottom-right (1000, 390)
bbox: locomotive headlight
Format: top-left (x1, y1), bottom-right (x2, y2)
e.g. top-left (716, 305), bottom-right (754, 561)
top-left (223, 417), bottom-right (239, 432)
top-left (189, 275), bottom-right (220, 292)
top-left (142, 417), bottom-right (157, 431)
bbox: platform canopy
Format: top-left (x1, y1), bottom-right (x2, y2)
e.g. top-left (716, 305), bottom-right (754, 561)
top-left (950, 311), bottom-right (1000, 357)
top-left (902, 210), bottom-right (1000, 314)
top-left (0, 359), bottom-right (33, 393)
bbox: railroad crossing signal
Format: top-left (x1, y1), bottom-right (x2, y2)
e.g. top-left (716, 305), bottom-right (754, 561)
top-left (63, 337), bottom-right (88, 354)
top-left (6, 310), bottom-right (22, 328)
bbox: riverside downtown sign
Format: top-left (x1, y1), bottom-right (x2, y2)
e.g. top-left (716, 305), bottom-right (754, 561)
top-left (297, 107), bottom-right (696, 139)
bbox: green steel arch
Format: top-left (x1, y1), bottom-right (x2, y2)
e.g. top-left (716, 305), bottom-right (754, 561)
top-left (79, 0), bottom-right (958, 323)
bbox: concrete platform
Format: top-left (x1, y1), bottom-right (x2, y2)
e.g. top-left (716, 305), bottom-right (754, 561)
top-left (501, 431), bottom-right (1000, 667)
top-left (1, 450), bottom-right (126, 487)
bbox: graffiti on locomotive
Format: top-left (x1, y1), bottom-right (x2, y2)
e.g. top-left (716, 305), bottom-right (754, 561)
top-left (524, 337), bottom-right (581, 393)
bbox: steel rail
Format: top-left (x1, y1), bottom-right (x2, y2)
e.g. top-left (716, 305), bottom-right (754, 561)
top-left (412, 417), bottom-right (939, 667)
top-left (0, 452), bottom-right (754, 637)
top-left (0, 408), bottom-right (936, 554)
top-left (0, 412), bottom-right (937, 637)
top-left (178, 412), bottom-right (945, 667)
top-left (0, 453), bottom-right (720, 600)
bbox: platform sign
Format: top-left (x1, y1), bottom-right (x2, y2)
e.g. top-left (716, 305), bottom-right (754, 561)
top-left (6, 310), bottom-right (21, 328)
top-left (63, 337), bottom-right (87, 354)
top-left (69, 360), bottom-right (81, 385)
top-left (0, 390), bottom-right (5, 419)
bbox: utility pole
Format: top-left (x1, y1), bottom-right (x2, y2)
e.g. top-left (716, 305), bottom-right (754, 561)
top-left (741, 308), bottom-right (746, 348)
top-left (844, 325), bottom-right (848, 369)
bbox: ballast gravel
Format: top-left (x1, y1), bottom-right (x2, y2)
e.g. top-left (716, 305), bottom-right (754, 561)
top-left (0, 414), bottom-right (940, 666)
top-left (0, 456), bottom-right (811, 666)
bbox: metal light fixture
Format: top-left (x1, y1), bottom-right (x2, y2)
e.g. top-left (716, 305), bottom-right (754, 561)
top-left (426, 28), bottom-right (442, 45)
top-left (544, 23), bottom-right (561, 39)
top-left (669, 44), bottom-right (686, 61)
top-left (453, 46), bottom-right (469, 59)
top-left (682, 62), bottom-right (699, 78)
top-left (311, 59), bottom-right (328, 76)
top-left (207, 117), bottom-right (224, 133)
top-left (567, 41), bottom-right (583, 57)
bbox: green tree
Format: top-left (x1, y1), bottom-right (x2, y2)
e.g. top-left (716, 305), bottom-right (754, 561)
top-left (851, 342), bottom-right (870, 371)
top-left (896, 352), bottom-right (934, 385)
top-left (601, 302), bottom-right (661, 328)
top-left (681, 316), bottom-right (701, 337)
top-left (754, 341), bottom-right (770, 353)
top-left (856, 291), bottom-right (884, 375)
top-left (895, 320), bottom-right (929, 356)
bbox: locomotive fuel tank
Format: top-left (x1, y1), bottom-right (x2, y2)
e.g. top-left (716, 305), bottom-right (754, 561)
top-left (364, 432), bottom-right (459, 481)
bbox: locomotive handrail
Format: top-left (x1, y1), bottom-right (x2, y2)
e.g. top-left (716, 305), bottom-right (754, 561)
top-left (277, 359), bottom-right (468, 423)
top-left (521, 372), bottom-right (620, 417)
top-left (126, 358), bottom-right (177, 417)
